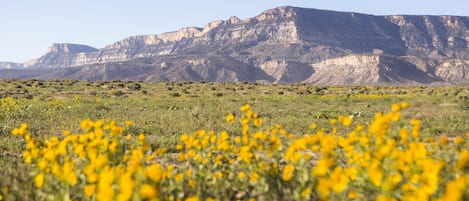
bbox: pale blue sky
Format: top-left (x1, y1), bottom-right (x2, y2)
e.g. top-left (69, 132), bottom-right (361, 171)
top-left (1, 0), bottom-right (468, 63)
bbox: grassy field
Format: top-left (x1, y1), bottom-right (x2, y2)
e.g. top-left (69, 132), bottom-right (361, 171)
top-left (0, 79), bottom-right (468, 200)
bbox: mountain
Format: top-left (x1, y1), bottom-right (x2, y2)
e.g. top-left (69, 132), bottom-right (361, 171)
top-left (1, 6), bottom-right (469, 84)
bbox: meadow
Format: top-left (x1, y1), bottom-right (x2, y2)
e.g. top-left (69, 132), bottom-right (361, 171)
top-left (0, 79), bottom-right (468, 201)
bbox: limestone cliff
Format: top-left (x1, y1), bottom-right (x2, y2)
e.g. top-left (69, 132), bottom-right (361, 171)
top-left (0, 62), bottom-right (23, 69)
top-left (306, 55), bottom-right (442, 84)
top-left (24, 44), bottom-right (99, 68)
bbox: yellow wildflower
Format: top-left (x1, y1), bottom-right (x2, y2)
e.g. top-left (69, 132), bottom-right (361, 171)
top-left (145, 164), bottom-right (163, 182)
top-left (320, 135), bottom-right (337, 155)
top-left (185, 196), bottom-right (200, 201)
top-left (330, 167), bottom-right (348, 193)
top-left (310, 123), bottom-right (317, 129)
top-left (226, 113), bottom-right (235, 123)
top-left (186, 169), bottom-right (193, 177)
top-left (240, 104), bottom-right (250, 112)
top-left (313, 158), bottom-right (331, 176)
top-left (342, 116), bottom-right (352, 126)
top-left (80, 119), bottom-right (94, 132)
top-left (138, 133), bottom-right (145, 141)
top-left (214, 171), bottom-right (223, 179)
top-left (189, 179), bottom-right (196, 188)
top-left (282, 164), bottom-right (295, 181)
top-left (43, 149), bottom-right (56, 161)
top-left (456, 151), bottom-right (469, 170)
top-left (391, 103), bottom-right (400, 112)
top-left (253, 118), bottom-right (263, 126)
top-left (455, 136), bottom-right (464, 145)
top-left (140, 184), bottom-right (157, 199)
top-left (348, 190), bottom-right (358, 199)
top-left (376, 194), bottom-right (397, 201)
top-left (238, 146), bottom-right (253, 163)
top-left (234, 136), bottom-right (241, 144)
top-left (410, 119), bottom-right (421, 137)
top-left (368, 163), bottom-right (383, 186)
top-left (175, 173), bottom-right (184, 182)
top-left (109, 140), bottom-right (118, 153)
top-left (400, 101), bottom-right (409, 109)
top-left (187, 149), bottom-right (196, 158)
top-left (420, 174), bottom-right (439, 195)
top-left (390, 173), bottom-right (402, 186)
top-left (316, 177), bottom-right (331, 198)
top-left (68, 172), bottom-right (77, 186)
top-left (301, 188), bottom-right (312, 198)
top-left (441, 177), bottom-right (466, 201)
top-left (125, 134), bottom-right (132, 141)
top-left (38, 159), bottom-right (48, 171)
top-left (345, 167), bottom-right (358, 180)
top-left (34, 173), bottom-right (45, 188)
top-left (249, 172), bottom-right (259, 183)
top-left (87, 172), bottom-right (98, 183)
top-left (84, 184), bottom-right (96, 197)
top-left (97, 167), bottom-right (115, 201)
top-left (439, 135), bottom-right (448, 146)
top-left (238, 172), bottom-right (246, 180)
top-left (62, 130), bottom-right (71, 136)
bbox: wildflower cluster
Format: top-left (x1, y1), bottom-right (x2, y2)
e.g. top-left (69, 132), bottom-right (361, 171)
top-left (12, 119), bottom-right (167, 201)
top-left (1, 97), bottom-right (19, 134)
top-left (279, 102), bottom-right (469, 200)
top-left (1, 97), bottom-right (17, 112)
top-left (12, 102), bottom-right (469, 200)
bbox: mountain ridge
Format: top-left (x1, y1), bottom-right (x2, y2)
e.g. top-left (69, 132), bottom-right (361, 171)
top-left (1, 6), bottom-right (469, 84)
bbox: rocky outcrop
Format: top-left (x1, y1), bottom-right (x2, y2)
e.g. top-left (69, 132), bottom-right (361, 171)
top-left (434, 60), bottom-right (469, 83)
top-left (306, 55), bottom-right (443, 84)
top-left (0, 62), bottom-right (23, 69)
top-left (2, 6), bottom-right (469, 84)
top-left (386, 15), bottom-right (469, 59)
top-left (259, 60), bottom-right (314, 83)
top-left (306, 55), bottom-right (383, 84)
top-left (47, 43), bottom-right (98, 54)
top-left (24, 44), bottom-right (99, 68)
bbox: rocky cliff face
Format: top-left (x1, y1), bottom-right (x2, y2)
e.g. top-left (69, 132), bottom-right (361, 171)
top-left (24, 44), bottom-right (99, 68)
top-left (2, 6), bottom-right (469, 84)
top-left (0, 62), bottom-right (23, 69)
top-left (305, 54), bottom-right (446, 84)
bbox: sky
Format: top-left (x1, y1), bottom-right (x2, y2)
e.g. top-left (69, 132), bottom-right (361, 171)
top-left (1, 0), bottom-right (468, 63)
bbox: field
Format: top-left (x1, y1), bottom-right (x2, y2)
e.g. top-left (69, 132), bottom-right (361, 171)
top-left (0, 79), bottom-right (468, 201)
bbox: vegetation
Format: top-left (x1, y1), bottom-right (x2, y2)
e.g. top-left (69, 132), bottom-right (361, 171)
top-left (0, 79), bottom-right (468, 200)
